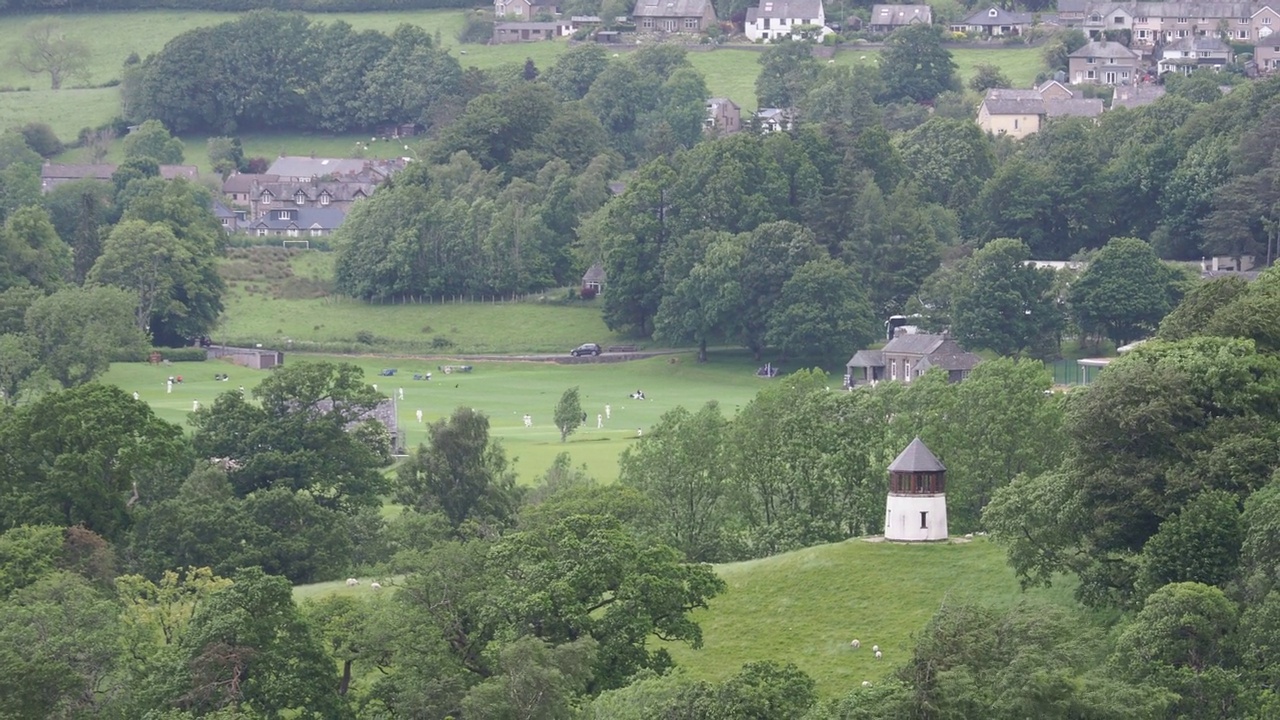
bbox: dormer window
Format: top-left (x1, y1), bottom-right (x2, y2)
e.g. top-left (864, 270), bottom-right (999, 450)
top-left (988, 8), bottom-right (998, 17)
top-left (1090, 12), bottom-right (1101, 21)
top-left (320, 193), bottom-right (331, 206)
top-left (294, 191), bottom-right (306, 205)
top-left (261, 191), bottom-right (273, 205)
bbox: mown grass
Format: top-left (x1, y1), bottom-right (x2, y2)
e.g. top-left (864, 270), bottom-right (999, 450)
top-left (665, 537), bottom-right (1078, 698)
top-left (950, 45), bottom-right (1046, 88)
top-left (99, 350), bottom-right (796, 483)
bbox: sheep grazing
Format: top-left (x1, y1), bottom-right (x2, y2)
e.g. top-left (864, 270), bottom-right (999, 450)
top-left (874, 650), bottom-right (883, 659)
top-left (965, 533), bottom-right (974, 539)
top-left (862, 681), bottom-right (872, 687)
top-left (850, 639), bottom-right (861, 649)
top-left (370, 581), bottom-right (382, 590)
top-left (872, 645), bottom-right (879, 652)
top-left (345, 578), bottom-right (358, 587)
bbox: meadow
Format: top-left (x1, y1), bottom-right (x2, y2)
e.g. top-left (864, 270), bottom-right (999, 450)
top-left (100, 350), bottom-right (801, 483)
top-left (0, 8), bottom-right (1049, 146)
top-left (292, 536), bottom-right (1080, 698)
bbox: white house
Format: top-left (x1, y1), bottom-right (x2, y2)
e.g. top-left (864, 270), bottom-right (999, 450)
top-left (744, 0), bottom-right (826, 41)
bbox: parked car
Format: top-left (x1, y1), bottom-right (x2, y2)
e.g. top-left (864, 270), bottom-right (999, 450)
top-left (571, 343), bottom-right (602, 357)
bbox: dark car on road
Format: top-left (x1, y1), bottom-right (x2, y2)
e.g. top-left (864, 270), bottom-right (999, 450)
top-left (571, 343), bottom-right (602, 357)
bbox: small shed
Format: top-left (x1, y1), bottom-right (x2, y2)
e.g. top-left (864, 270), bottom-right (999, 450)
top-left (207, 345), bottom-right (284, 370)
top-left (582, 262), bottom-right (607, 294)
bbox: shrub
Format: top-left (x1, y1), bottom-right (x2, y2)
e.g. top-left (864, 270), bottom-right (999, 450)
top-left (431, 336), bottom-right (455, 349)
top-left (355, 330), bottom-right (376, 344)
top-left (18, 123), bottom-right (62, 157)
top-left (580, 286), bottom-right (598, 300)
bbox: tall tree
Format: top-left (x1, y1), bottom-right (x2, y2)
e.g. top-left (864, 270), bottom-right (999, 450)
top-left (948, 238), bottom-right (1063, 357)
top-left (395, 407), bottom-right (521, 531)
top-left (121, 119), bottom-right (185, 165)
top-left (755, 39), bottom-right (821, 110)
top-left (764, 258), bottom-right (877, 362)
top-left (554, 386), bottom-right (584, 442)
top-left (1069, 237), bottom-right (1183, 347)
top-left (88, 220), bottom-right (189, 332)
top-left (10, 21), bottom-right (90, 90)
top-left (23, 285), bottom-right (147, 388)
top-left (877, 23), bottom-right (958, 103)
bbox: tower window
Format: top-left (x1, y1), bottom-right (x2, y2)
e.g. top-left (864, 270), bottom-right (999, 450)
top-left (920, 511), bottom-right (928, 529)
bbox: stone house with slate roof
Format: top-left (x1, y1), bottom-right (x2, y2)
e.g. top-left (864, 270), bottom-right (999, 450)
top-left (1158, 35), bottom-right (1234, 73)
top-left (249, 207), bottom-right (348, 238)
top-left (40, 163), bottom-right (199, 192)
top-left (955, 6), bottom-right (1037, 35)
top-left (582, 262), bottom-right (607, 294)
top-left (314, 398), bottom-right (403, 455)
top-left (845, 333), bottom-right (982, 388)
top-left (633, 0), bottom-right (717, 33)
top-left (869, 4), bottom-right (932, 32)
top-left (1069, 40), bottom-right (1143, 84)
top-left (977, 86), bottom-right (1104, 139)
top-left (495, 0), bottom-right (561, 20)
top-left (1112, 83), bottom-right (1167, 107)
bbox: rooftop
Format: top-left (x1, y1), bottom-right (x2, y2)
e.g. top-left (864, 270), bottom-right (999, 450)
top-left (888, 437), bottom-right (946, 473)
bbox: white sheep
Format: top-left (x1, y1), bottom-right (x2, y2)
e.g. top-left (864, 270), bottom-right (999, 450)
top-left (850, 639), bottom-right (861, 649)
top-left (874, 650), bottom-right (883, 659)
top-left (862, 681), bottom-right (872, 687)
top-left (346, 578), bottom-right (358, 587)
top-left (370, 581), bottom-right (382, 590)
top-left (872, 645), bottom-right (879, 652)
top-left (965, 533), bottom-right (974, 539)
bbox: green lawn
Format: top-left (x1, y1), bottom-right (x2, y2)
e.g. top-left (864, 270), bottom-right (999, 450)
top-left (951, 45), bottom-right (1046, 88)
top-left (665, 537), bottom-right (1077, 698)
top-left (100, 351), bottom-right (799, 483)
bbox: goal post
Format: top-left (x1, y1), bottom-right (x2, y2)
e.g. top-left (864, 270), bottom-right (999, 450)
top-left (281, 240), bottom-right (310, 249)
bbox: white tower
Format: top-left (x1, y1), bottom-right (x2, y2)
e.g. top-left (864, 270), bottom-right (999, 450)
top-left (884, 437), bottom-right (948, 542)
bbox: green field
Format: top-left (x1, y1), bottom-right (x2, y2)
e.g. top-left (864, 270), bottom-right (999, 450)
top-left (100, 350), bottom-right (799, 483)
top-left (665, 537), bottom-right (1075, 697)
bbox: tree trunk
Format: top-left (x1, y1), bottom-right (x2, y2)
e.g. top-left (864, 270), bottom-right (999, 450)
top-left (697, 338), bottom-right (707, 363)
top-left (339, 659), bottom-right (352, 695)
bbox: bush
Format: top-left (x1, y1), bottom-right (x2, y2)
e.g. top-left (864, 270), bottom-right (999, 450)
top-left (355, 330), bottom-right (376, 344)
top-left (18, 123), bottom-right (62, 157)
top-left (580, 286), bottom-right (598, 300)
top-left (431, 335), bottom-right (455, 349)
top-left (458, 11), bottom-right (494, 43)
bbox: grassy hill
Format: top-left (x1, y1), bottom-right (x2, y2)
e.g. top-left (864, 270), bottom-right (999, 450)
top-left (665, 537), bottom-right (1074, 698)
top-left (292, 536), bottom-right (1075, 699)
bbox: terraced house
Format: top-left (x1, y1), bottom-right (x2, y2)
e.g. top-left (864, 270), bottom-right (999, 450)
top-left (1073, 1), bottom-right (1280, 51)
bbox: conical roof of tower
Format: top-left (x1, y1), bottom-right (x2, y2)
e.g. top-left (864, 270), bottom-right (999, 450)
top-left (888, 437), bottom-right (945, 472)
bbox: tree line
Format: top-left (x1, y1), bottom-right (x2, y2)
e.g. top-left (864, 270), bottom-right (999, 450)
top-left (0, 0), bottom-right (478, 14)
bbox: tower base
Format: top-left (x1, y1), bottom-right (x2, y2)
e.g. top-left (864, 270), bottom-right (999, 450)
top-left (884, 493), bottom-right (948, 542)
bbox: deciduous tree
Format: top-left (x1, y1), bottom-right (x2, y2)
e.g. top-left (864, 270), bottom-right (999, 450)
top-left (11, 21), bottom-right (90, 90)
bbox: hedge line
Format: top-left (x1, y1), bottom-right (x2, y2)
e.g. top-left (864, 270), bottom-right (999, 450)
top-left (1, 0), bottom-right (483, 15)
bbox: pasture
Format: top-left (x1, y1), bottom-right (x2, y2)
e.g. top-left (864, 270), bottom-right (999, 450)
top-left (100, 351), bottom-right (800, 483)
top-left (1, 8), bottom-right (1049, 143)
top-left (663, 537), bottom-right (1078, 697)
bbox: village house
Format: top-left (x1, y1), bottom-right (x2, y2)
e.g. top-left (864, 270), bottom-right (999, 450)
top-left (954, 6), bottom-right (1037, 36)
top-left (1158, 35), bottom-right (1234, 72)
top-left (868, 3), bottom-right (933, 32)
top-left (248, 207), bottom-right (348, 238)
top-left (1069, 40), bottom-right (1143, 83)
top-left (1073, 1), bottom-right (1275, 49)
top-left (493, 21), bottom-right (572, 41)
top-left (582, 262), bottom-right (606, 295)
top-left (1112, 82), bottom-right (1167, 107)
top-left (494, 0), bottom-right (561, 20)
top-left (845, 332), bottom-right (982, 388)
top-left (705, 97), bottom-right (742, 134)
top-left (744, 0), bottom-right (826, 41)
top-left (632, 0), bottom-right (717, 33)
top-left (265, 156), bottom-right (405, 183)
top-left (755, 107), bottom-right (795, 133)
top-left (222, 175), bottom-right (377, 223)
top-left (976, 83), bottom-right (1104, 139)
top-left (39, 162), bottom-right (199, 192)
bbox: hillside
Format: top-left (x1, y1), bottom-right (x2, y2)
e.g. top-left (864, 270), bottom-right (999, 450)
top-left (664, 537), bottom-right (1077, 697)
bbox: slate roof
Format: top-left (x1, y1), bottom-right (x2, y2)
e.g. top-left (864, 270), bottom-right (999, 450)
top-left (253, 207), bottom-right (348, 231)
top-left (212, 201), bottom-right (236, 219)
top-left (1112, 84), bottom-right (1166, 108)
top-left (846, 349), bottom-right (885, 368)
top-left (870, 3), bottom-right (932, 25)
top-left (632, 0), bottom-right (713, 18)
top-left (915, 341), bottom-right (983, 372)
top-left (963, 6), bottom-right (1035, 24)
top-left (223, 173), bottom-right (278, 193)
top-left (882, 333), bottom-right (948, 355)
top-left (495, 21), bottom-right (565, 29)
top-left (266, 156), bottom-right (405, 182)
top-left (888, 437), bottom-right (946, 473)
top-left (40, 163), bottom-right (199, 182)
top-left (1139, 2), bottom-right (1252, 17)
top-left (583, 262), bottom-right (607, 283)
top-left (982, 88), bottom-right (1046, 115)
top-left (1045, 97), bottom-right (1105, 117)
top-left (746, 0), bottom-right (823, 20)
top-left (1070, 41), bottom-right (1141, 60)
top-left (1162, 35), bottom-right (1232, 54)
top-left (1057, 0), bottom-right (1088, 12)
top-left (313, 397), bottom-right (400, 448)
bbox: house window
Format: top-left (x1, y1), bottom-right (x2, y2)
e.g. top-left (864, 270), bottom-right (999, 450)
top-left (260, 193), bottom-right (272, 205)
top-left (220, 218), bottom-right (228, 226)
top-left (1087, 69), bottom-right (1096, 78)
top-left (287, 228), bottom-right (299, 237)
top-left (890, 359), bottom-right (897, 380)
top-left (1087, 57), bottom-right (1096, 63)
top-left (294, 191), bottom-right (305, 205)
top-left (1089, 12), bottom-right (1101, 21)
top-left (1138, 29), bottom-right (1148, 37)
top-left (684, 17), bottom-right (696, 28)
top-left (1014, 118), bottom-right (1020, 129)
top-left (320, 194), bottom-right (330, 205)
top-left (1177, 16), bottom-right (1187, 22)
top-left (310, 228), bottom-right (322, 237)
top-left (988, 8), bottom-right (997, 16)
top-left (643, 17), bottom-right (653, 27)
top-left (256, 228), bottom-right (268, 236)
top-left (1122, 71), bottom-right (1129, 78)
top-left (1178, 29), bottom-right (1188, 36)
top-left (763, 17), bottom-right (770, 28)
top-left (1240, 17), bottom-right (1250, 23)
top-left (1136, 15), bottom-right (1147, 22)
top-left (1267, 16), bottom-right (1274, 24)
top-left (920, 511), bottom-right (928, 529)
top-left (1113, 15), bottom-right (1123, 23)
top-left (1240, 29), bottom-right (1250, 38)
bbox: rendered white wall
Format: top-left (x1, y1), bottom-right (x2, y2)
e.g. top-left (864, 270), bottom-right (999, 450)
top-left (884, 493), bottom-right (948, 542)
